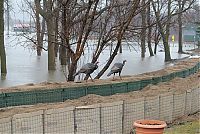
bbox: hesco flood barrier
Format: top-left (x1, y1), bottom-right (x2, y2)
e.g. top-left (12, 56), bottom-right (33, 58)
top-left (0, 62), bottom-right (199, 108)
top-left (0, 88), bottom-right (199, 134)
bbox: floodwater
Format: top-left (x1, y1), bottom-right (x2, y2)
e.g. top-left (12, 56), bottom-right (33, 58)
top-left (0, 33), bottom-right (197, 88)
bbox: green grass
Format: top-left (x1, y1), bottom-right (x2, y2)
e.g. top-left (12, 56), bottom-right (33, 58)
top-left (164, 120), bottom-right (200, 134)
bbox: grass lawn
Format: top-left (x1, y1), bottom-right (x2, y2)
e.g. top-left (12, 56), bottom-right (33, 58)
top-left (164, 120), bottom-right (200, 134)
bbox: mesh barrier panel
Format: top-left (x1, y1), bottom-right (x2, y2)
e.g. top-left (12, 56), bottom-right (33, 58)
top-left (173, 93), bottom-right (186, 120)
top-left (101, 102), bottom-right (123, 134)
top-left (191, 88), bottom-right (200, 114)
top-left (0, 88), bottom-right (199, 134)
top-left (189, 67), bottom-right (195, 75)
top-left (87, 84), bottom-right (112, 96)
top-left (159, 93), bottom-right (173, 123)
top-left (144, 96), bottom-right (160, 120)
top-left (63, 87), bottom-right (87, 100)
top-left (198, 62), bottom-right (200, 69)
top-left (175, 71), bottom-right (184, 77)
top-left (0, 93), bottom-right (6, 108)
top-left (12, 111), bottom-right (43, 134)
top-left (127, 81), bottom-right (141, 92)
top-left (0, 118), bottom-right (11, 134)
top-left (0, 62), bottom-right (199, 109)
top-left (44, 107), bottom-right (74, 133)
top-left (140, 79), bottom-right (152, 88)
top-left (162, 74), bottom-right (172, 82)
top-left (185, 90), bottom-right (192, 115)
top-left (111, 83), bottom-right (128, 94)
top-left (35, 89), bottom-right (63, 103)
top-left (152, 77), bottom-right (162, 85)
top-left (5, 91), bottom-right (37, 107)
top-left (123, 99), bottom-right (144, 134)
top-left (75, 106), bottom-right (100, 134)
top-left (182, 69), bottom-right (190, 78)
top-left (194, 65), bottom-right (199, 73)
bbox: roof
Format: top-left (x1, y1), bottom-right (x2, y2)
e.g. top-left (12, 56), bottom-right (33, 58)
top-left (13, 24), bottom-right (30, 28)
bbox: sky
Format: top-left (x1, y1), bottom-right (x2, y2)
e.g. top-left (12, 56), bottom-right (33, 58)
top-left (9, 0), bottom-right (31, 22)
top-left (8, 0), bottom-right (200, 23)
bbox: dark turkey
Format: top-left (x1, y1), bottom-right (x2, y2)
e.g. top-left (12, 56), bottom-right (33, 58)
top-left (74, 61), bottom-right (99, 82)
top-left (107, 60), bottom-right (127, 80)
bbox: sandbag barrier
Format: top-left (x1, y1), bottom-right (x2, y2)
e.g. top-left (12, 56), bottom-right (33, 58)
top-left (0, 62), bottom-right (199, 108)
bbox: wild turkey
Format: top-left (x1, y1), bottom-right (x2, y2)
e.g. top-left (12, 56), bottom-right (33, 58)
top-left (107, 60), bottom-right (127, 80)
top-left (74, 61), bottom-right (99, 82)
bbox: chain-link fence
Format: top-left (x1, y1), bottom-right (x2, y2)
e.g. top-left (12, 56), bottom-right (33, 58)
top-left (0, 88), bottom-right (199, 134)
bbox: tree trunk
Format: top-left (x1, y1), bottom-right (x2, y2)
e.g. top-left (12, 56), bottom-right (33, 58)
top-left (141, 0), bottom-right (146, 58)
top-left (54, 11), bottom-right (59, 57)
top-left (41, 18), bottom-right (45, 47)
top-left (154, 42), bottom-right (158, 54)
top-left (34, 0), bottom-right (56, 70)
top-left (153, 24), bottom-right (160, 55)
top-left (67, 59), bottom-right (77, 81)
top-left (119, 44), bottom-right (122, 53)
top-left (35, 5), bottom-right (42, 56)
top-left (164, 0), bottom-right (172, 61)
top-left (46, 20), bottom-right (56, 70)
top-left (60, 4), bottom-right (67, 65)
top-left (0, 0), bottom-right (7, 74)
top-left (67, 0), bottom-right (99, 81)
top-left (178, 0), bottom-right (183, 53)
top-left (147, 3), bottom-right (154, 56)
top-left (152, 1), bottom-right (171, 61)
top-left (163, 39), bottom-right (171, 61)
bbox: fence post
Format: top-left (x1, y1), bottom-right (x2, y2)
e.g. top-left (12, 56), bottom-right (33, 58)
top-left (158, 95), bottom-right (161, 120)
top-left (172, 93), bottom-right (175, 121)
top-left (11, 117), bottom-right (13, 134)
top-left (144, 97), bottom-right (146, 119)
top-left (122, 100), bottom-right (125, 134)
top-left (184, 91), bottom-right (187, 115)
top-left (111, 84), bottom-right (113, 95)
top-left (73, 108), bottom-right (77, 134)
top-left (62, 88), bottom-right (65, 102)
top-left (126, 83), bottom-right (128, 93)
top-left (42, 110), bottom-right (45, 134)
top-left (100, 105), bottom-right (102, 134)
top-left (85, 87), bottom-right (88, 96)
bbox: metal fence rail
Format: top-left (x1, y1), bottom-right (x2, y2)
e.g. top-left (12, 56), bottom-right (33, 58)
top-left (0, 88), bottom-right (199, 134)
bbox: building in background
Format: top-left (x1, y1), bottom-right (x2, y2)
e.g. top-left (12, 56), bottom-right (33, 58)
top-left (182, 23), bottom-right (198, 43)
top-left (13, 23), bottom-right (34, 33)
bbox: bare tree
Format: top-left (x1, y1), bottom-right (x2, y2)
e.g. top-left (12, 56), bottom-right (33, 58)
top-left (151, 0), bottom-right (172, 61)
top-left (95, 0), bottom-right (141, 79)
top-left (35, 0), bottom-right (59, 70)
top-left (56, 0), bottom-right (101, 81)
top-left (33, 0), bottom-right (46, 56)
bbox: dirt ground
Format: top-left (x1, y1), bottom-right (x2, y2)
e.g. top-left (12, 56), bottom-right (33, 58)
top-left (167, 112), bottom-right (200, 128)
top-left (164, 112), bottom-right (199, 134)
top-left (0, 57), bottom-right (199, 119)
